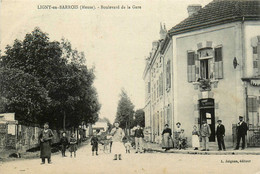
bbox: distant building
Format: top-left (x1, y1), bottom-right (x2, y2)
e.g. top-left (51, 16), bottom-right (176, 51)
top-left (92, 119), bottom-right (109, 133)
top-left (144, 0), bottom-right (260, 146)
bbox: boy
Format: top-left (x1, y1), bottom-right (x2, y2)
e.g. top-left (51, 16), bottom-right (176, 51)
top-left (91, 133), bottom-right (99, 156)
top-left (60, 132), bottom-right (69, 157)
top-left (178, 129), bottom-right (187, 150)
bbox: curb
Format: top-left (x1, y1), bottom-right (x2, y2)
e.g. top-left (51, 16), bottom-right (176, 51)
top-left (144, 148), bottom-right (260, 155)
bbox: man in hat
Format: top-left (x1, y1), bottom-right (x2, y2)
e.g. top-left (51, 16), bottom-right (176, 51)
top-left (216, 120), bottom-right (225, 151)
top-left (110, 122), bottom-right (125, 160)
top-left (234, 116), bottom-right (248, 150)
top-left (200, 120), bottom-right (211, 151)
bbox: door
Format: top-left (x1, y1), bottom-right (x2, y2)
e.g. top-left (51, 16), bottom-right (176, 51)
top-left (199, 98), bottom-right (215, 142)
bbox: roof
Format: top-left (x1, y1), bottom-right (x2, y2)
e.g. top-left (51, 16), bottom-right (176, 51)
top-left (169, 0), bottom-right (260, 36)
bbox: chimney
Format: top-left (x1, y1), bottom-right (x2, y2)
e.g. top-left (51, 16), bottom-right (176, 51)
top-left (159, 23), bottom-right (167, 40)
top-left (187, 4), bottom-right (202, 16)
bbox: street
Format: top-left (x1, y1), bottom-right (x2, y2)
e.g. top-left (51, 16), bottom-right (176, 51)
top-left (1, 143), bottom-right (260, 174)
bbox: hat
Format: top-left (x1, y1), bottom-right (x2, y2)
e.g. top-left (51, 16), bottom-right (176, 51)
top-left (239, 116), bottom-right (243, 118)
top-left (176, 122), bottom-right (181, 125)
top-left (217, 120), bottom-right (222, 122)
top-left (165, 124), bottom-right (169, 127)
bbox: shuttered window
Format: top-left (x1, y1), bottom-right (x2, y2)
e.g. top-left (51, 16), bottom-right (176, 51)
top-left (248, 96), bottom-right (259, 128)
top-left (166, 60), bottom-right (171, 90)
top-left (187, 51), bottom-right (196, 82)
top-left (248, 97), bottom-right (258, 112)
top-left (214, 47), bottom-right (223, 79)
top-left (252, 43), bottom-right (260, 76)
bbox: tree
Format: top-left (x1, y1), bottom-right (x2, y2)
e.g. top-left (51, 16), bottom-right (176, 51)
top-left (115, 89), bottom-right (135, 130)
top-left (0, 67), bottom-right (49, 125)
top-left (133, 109), bottom-right (145, 128)
top-left (0, 27), bottom-right (100, 129)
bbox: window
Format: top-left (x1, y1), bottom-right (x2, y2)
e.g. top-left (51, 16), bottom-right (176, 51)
top-left (214, 47), bottom-right (223, 79)
top-left (166, 60), bottom-right (171, 90)
top-left (148, 82), bottom-right (151, 94)
top-left (159, 73), bottom-right (163, 96)
top-left (248, 96), bottom-right (260, 128)
top-left (200, 59), bottom-right (209, 79)
top-left (252, 41), bottom-right (260, 76)
top-left (187, 52), bottom-right (196, 82)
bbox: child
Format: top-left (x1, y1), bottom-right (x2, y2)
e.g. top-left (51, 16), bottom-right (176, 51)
top-left (60, 132), bottom-right (69, 157)
top-left (192, 125), bottom-right (200, 150)
top-left (91, 133), bottom-right (99, 156)
top-left (178, 129), bottom-right (187, 150)
top-left (69, 133), bottom-right (77, 158)
top-left (124, 140), bottom-right (131, 153)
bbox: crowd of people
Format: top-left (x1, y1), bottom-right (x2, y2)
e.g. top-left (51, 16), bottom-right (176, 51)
top-left (38, 116), bottom-right (248, 164)
top-left (161, 116), bottom-right (248, 152)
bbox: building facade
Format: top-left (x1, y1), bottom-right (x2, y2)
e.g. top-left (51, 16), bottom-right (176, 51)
top-left (143, 0), bottom-right (260, 146)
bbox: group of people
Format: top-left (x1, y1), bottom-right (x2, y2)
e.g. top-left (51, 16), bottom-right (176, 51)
top-left (161, 116), bottom-right (248, 151)
top-left (38, 116), bottom-right (248, 164)
top-left (39, 122), bottom-right (78, 165)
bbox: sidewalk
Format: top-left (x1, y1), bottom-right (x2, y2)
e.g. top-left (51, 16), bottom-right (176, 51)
top-left (144, 142), bottom-right (260, 155)
top-left (0, 139), bottom-right (90, 162)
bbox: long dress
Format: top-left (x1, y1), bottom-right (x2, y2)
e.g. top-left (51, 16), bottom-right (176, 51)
top-left (161, 128), bottom-right (174, 149)
top-left (69, 137), bottom-right (77, 152)
top-left (192, 130), bottom-right (200, 148)
top-left (39, 129), bottom-right (54, 158)
top-left (110, 127), bottom-right (125, 154)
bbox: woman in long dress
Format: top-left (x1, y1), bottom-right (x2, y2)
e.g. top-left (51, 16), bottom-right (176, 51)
top-left (110, 122), bottom-right (125, 160)
top-left (39, 122), bottom-right (54, 164)
top-left (192, 125), bottom-right (200, 150)
top-left (161, 124), bottom-right (174, 151)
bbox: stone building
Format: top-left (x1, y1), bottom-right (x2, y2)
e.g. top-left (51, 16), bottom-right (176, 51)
top-left (143, 0), bottom-right (260, 146)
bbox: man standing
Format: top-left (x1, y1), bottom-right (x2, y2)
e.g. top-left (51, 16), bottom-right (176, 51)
top-left (134, 124), bottom-right (144, 153)
top-left (110, 122), bottom-right (125, 160)
top-left (200, 120), bottom-right (211, 151)
top-left (39, 122), bottom-right (54, 164)
top-left (216, 120), bottom-right (225, 151)
top-left (235, 116), bottom-right (248, 150)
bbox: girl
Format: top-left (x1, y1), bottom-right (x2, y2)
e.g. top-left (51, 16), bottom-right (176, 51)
top-left (192, 125), bottom-right (200, 150)
top-left (69, 133), bottom-right (77, 157)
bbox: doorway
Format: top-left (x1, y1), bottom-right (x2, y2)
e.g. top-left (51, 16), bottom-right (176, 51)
top-left (199, 98), bottom-right (215, 142)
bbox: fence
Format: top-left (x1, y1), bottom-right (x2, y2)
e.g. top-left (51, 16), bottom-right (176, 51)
top-left (0, 123), bottom-right (86, 152)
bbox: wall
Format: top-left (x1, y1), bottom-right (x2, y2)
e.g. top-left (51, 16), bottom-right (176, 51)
top-left (172, 22), bottom-right (244, 145)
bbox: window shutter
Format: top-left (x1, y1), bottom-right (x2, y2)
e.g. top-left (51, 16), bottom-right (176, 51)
top-left (195, 54), bottom-right (200, 80)
top-left (187, 52), bottom-right (195, 82)
top-left (218, 61), bottom-right (223, 79)
top-left (257, 44), bottom-right (260, 76)
top-left (214, 47), bottom-right (223, 79)
top-left (168, 61), bottom-right (171, 89)
top-left (248, 97), bottom-right (258, 112)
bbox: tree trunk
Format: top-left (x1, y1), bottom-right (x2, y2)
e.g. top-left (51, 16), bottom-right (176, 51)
top-left (63, 110), bottom-right (66, 131)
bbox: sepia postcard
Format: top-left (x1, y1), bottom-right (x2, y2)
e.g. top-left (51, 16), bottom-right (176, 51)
top-left (0, 0), bottom-right (260, 173)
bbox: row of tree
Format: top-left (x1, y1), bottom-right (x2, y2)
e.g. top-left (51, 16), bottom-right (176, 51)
top-left (0, 27), bottom-right (101, 129)
top-left (115, 89), bottom-right (145, 130)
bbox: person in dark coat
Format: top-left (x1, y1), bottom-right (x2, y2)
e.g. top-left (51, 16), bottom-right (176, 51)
top-left (91, 133), bottom-right (99, 156)
top-left (162, 124), bottom-right (174, 151)
top-left (235, 116), bottom-right (248, 150)
top-left (39, 122), bottom-right (54, 164)
top-left (216, 120), bottom-right (225, 151)
top-left (134, 124), bottom-right (144, 153)
top-left (60, 132), bottom-right (69, 157)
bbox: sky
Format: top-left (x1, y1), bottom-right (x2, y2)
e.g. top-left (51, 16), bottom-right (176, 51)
top-left (0, 0), bottom-right (212, 123)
